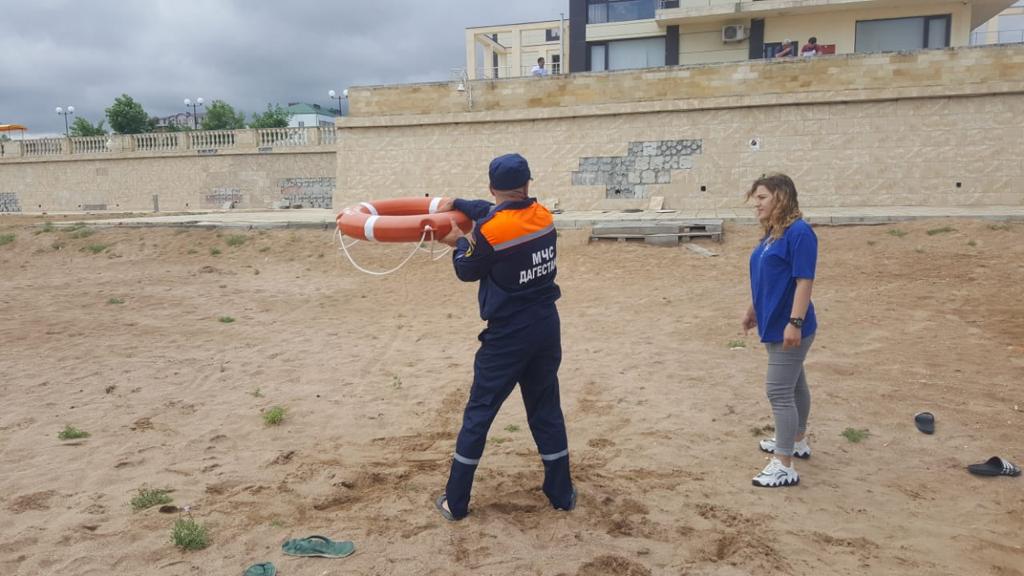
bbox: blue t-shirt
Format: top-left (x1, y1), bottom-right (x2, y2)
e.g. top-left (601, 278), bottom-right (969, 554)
top-left (749, 219), bottom-right (817, 343)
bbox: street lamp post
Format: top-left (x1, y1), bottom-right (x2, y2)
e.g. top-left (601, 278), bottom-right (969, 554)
top-left (56, 106), bottom-right (75, 137)
top-left (184, 97), bottom-right (204, 129)
top-left (328, 89), bottom-right (347, 116)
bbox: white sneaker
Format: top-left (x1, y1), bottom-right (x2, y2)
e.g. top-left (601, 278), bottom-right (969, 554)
top-left (759, 437), bottom-right (811, 459)
top-left (752, 457), bottom-right (800, 488)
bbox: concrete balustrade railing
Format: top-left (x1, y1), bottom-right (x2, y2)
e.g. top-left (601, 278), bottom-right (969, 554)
top-left (318, 126), bottom-right (337, 146)
top-left (70, 136), bottom-right (110, 154)
top-left (134, 132), bottom-right (180, 152)
top-left (1, 126), bottom-right (336, 161)
top-left (257, 127), bottom-right (309, 147)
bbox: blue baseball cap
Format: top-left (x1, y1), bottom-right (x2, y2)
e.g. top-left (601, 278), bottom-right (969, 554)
top-left (489, 153), bottom-right (532, 191)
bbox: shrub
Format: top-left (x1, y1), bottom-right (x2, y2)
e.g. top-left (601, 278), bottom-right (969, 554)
top-left (171, 518), bottom-right (210, 551)
top-left (58, 425), bottom-right (90, 440)
top-left (263, 406), bottom-right (286, 426)
top-left (131, 488), bottom-right (172, 511)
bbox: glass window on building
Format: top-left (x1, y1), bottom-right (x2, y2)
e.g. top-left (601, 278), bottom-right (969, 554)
top-left (586, 0), bottom-right (656, 24)
top-left (589, 36), bottom-right (665, 71)
top-left (855, 15), bottom-right (950, 53)
top-left (590, 44), bottom-right (607, 71)
top-left (999, 14), bottom-right (1024, 43)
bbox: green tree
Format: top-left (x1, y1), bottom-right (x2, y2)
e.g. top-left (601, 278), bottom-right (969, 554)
top-left (249, 104), bottom-right (291, 129)
top-left (201, 100), bottom-right (246, 130)
top-left (70, 117), bottom-right (107, 137)
top-left (105, 94), bottom-right (151, 134)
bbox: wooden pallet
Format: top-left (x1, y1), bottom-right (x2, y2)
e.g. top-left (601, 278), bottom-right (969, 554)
top-left (589, 220), bottom-right (723, 245)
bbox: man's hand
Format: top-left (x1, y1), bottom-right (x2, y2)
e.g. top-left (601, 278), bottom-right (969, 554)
top-left (783, 323), bottom-right (802, 349)
top-left (440, 217), bottom-right (471, 247)
top-left (436, 198), bottom-right (455, 212)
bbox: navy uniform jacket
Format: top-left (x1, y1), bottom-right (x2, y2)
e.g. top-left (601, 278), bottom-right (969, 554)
top-left (452, 197), bottom-right (560, 326)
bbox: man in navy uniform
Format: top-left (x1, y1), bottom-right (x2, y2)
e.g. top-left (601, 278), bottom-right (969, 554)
top-left (434, 153), bottom-right (576, 521)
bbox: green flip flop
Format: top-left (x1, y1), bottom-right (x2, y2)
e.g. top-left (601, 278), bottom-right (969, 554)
top-left (243, 562), bottom-right (276, 576)
top-left (281, 535), bottom-right (355, 558)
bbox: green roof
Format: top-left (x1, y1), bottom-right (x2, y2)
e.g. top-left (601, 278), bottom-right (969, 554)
top-left (285, 103), bottom-right (340, 116)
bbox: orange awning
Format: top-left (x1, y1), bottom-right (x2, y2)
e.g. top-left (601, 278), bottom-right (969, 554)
top-left (0, 124), bottom-right (28, 132)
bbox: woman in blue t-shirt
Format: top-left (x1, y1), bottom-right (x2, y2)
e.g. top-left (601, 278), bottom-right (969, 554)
top-left (742, 173), bottom-right (818, 488)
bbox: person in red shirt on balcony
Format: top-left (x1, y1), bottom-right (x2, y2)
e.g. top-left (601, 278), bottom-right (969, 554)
top-left (801, 37), bottom-right (821, 56)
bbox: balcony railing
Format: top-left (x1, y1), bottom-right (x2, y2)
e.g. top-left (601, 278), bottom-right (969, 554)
top-left (191, 130), bottom-right (236, 149)
top-left (0, 126), bottom-right (338, 161)
top-left (70, 136), bottom-right (110, 154)
top-left (134, 133), bottom-right (180, 152)
top-left (971, 29), bottom-right (1024, 45)
top-left (319, 126), bottom-right (338, 146)
top-left (474, 62), bottom-right (563, 79)
top-left (258, 127), bottom-right (308, 147)
top-left (22, 138), bottom-right (65, 157)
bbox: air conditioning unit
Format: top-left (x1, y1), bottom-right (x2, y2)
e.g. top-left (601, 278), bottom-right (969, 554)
top-left (722, 24), bottom-right (748, 43)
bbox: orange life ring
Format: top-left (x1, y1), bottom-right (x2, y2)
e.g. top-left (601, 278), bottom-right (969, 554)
top-left (336, 197), bottom-right (472, 243)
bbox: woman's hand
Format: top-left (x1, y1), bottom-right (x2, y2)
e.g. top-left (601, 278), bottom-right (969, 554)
top-left (742, 307), bottom-right (757, 335)
top-left (783, 324), bottom-right (802, 349)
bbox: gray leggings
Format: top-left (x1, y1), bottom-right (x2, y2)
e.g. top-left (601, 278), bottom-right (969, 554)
top-left (764, 333), bottom-right (815, 456)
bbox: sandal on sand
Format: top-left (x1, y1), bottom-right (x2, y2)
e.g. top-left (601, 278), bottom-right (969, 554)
top-left (967, 457), bottom-right (1021, 477)
top-left (914, 412), bottom-right (935, 434)
top-left (281, 535), bottom-right (355, 558)
top-left (435, 494), bottom-right (459, 522)
top-left (243, 563), bottom-right (276, 576)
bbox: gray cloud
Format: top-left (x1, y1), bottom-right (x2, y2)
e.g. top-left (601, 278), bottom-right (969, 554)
top-left (0, 0), bottom-right (566, 136)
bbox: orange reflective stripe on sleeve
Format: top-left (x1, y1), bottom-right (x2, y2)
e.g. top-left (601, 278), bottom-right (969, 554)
top-left (479, 203), bottom-right (554, 250)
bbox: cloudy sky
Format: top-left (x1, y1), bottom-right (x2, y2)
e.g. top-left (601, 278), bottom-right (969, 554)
top-left (1, 0), bottom-right (566, 137)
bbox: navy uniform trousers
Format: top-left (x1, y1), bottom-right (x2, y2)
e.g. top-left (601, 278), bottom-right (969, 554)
top-left (445, 309), bottom-right (573, 518)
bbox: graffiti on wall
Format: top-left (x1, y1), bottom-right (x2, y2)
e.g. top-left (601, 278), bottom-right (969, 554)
top-left (279, 177), bottom-right (335, 208)
top-left (0, 193), bottom-right (21, 213)
top-left (205, 187), bottom-right (244, 208)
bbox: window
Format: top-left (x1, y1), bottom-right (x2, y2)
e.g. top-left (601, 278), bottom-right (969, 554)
top-left (546, 27), bottom-right (561, 42)
top-left (586, 0), bottom-right (656, 24)
top-left (998, 14), bottom-right (1024, 43)
top-left (590, 44), bottom-right (607, 71)
top-left (589, 36), bottom-right (665, 71)
top-left (855, 15), bottom-right (950, 53)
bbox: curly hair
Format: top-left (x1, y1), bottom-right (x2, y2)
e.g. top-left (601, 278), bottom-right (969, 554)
top-left (746, 173), bottom-right (803, 240)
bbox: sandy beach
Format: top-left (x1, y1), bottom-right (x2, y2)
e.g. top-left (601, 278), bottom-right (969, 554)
top-left (0, 216), bottom-right (1021, 576)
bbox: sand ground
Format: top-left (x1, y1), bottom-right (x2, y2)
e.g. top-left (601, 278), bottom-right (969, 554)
top-left (0, 216), bottom-right (1021, 576)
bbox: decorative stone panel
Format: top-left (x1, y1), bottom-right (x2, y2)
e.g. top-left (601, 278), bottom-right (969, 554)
top-left (205, 187), bottom-right (244, 208)
top-left (571, 139), bottom-right (701, 198)
top-left (279, 177), bottom-right (335, 208)
top-left (0, 192), bottom-right (21, 212)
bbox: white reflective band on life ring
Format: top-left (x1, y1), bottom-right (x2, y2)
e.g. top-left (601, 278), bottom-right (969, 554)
top-left (364, 215), bottom-right (379, 241)
top-left (428, 197), bottom-right (442, 214)
top-left (360, 202), bottom-right (378, 216)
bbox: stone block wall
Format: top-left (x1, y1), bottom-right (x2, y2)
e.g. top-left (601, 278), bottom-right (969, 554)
top-left (0, 152), bottom-right (335, 213)
top-left (346, 44), bottom-right (1024, 117)
top-left (336, 45), bottom-right (1024, 211)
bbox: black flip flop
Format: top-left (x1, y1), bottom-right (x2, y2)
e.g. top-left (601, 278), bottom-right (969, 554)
top-left (967, 457), bottom-right (1021, 477)
top-left (914, 412), bottom-right (935, 434)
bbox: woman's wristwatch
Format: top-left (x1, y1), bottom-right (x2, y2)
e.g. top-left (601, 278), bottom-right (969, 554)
top-left (788, 317), bottom-right (804, 328)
